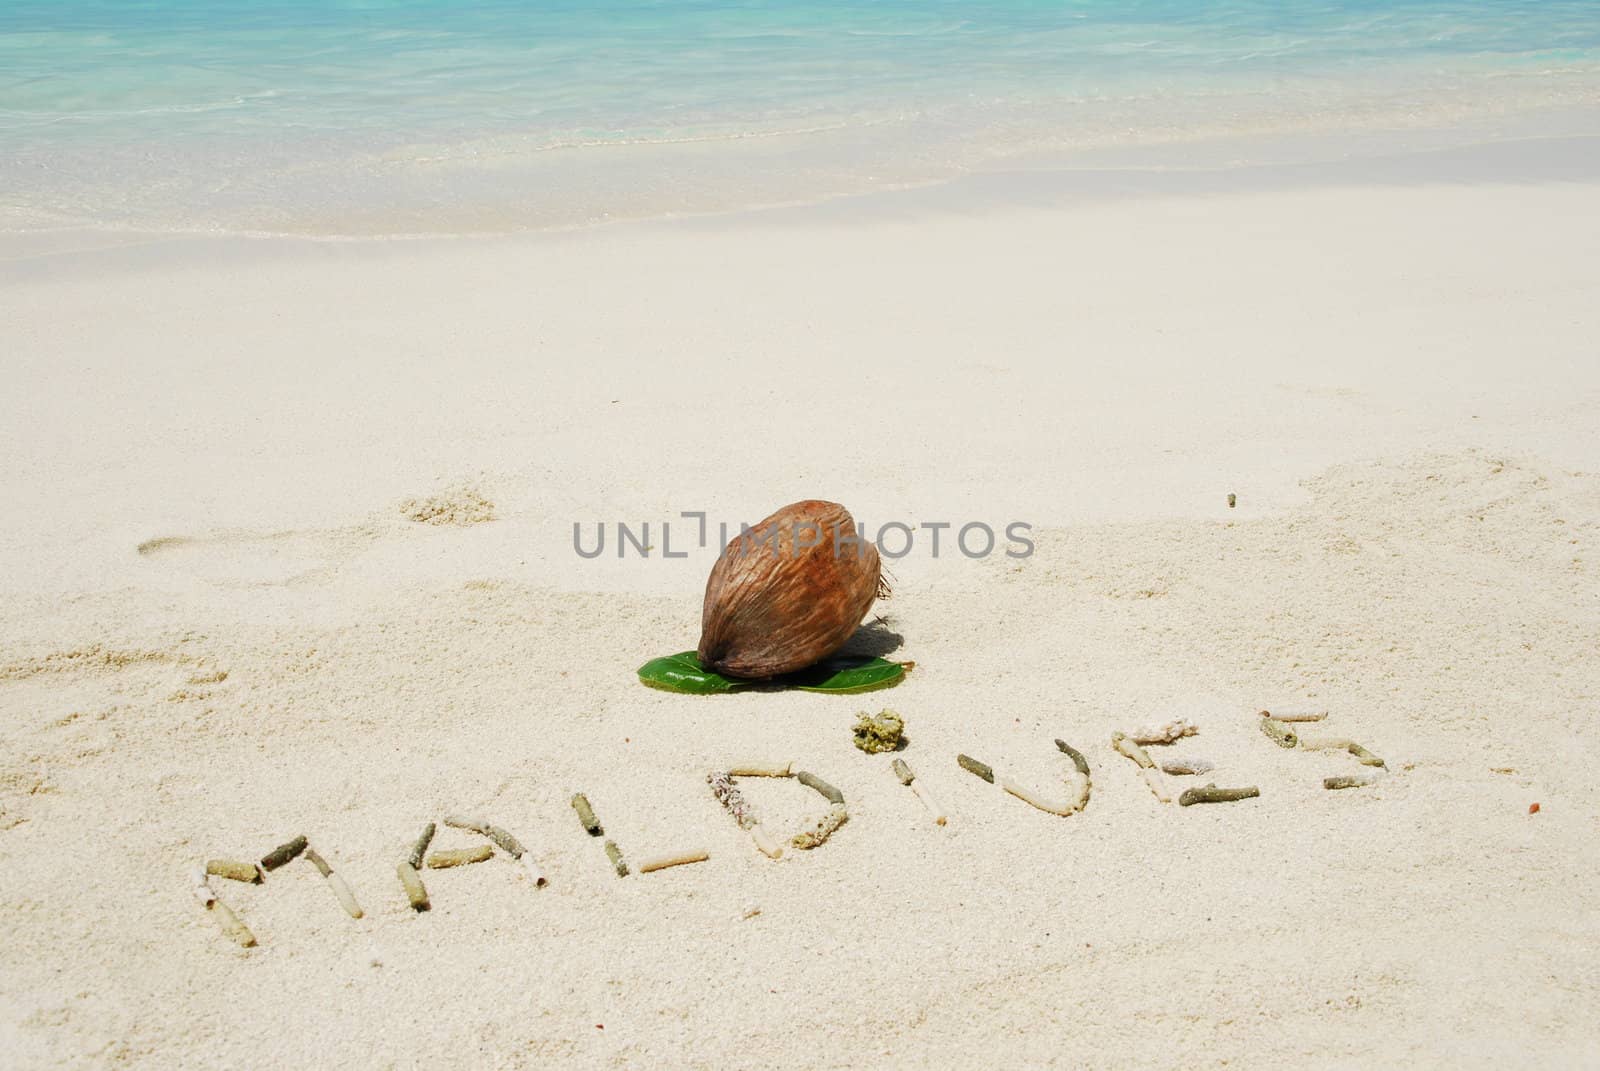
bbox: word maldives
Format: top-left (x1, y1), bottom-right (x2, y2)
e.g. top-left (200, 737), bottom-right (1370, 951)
top-left (572, 515), bottom-right (1034, 560)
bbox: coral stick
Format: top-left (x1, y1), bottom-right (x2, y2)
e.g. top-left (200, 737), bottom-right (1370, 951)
top-left (190, 867), bottom-right (256, 948)
top-left (1178, 784), bottom-right (1260, 806)
top-left (1259, 709), bottom-right (1327, 723)
top-left (637, 849), bottom-right (709, 873)
top-left (396, 862), bottom-right (430, 911)
top-left (1112, 732), bottom-right (1170, 802)
top-left (1258, 718), bottom-right (1299, 749)
top-left (727, 760), bottom-right (793, 777)
top-left (1325, 774), bottom-right (1382, 790)
top-left (259, 835), bottom-right (307, 872)
top-left (795, 770), bottom-right (844, 806)
top-left (303, 847), bottom-right (364, 919)
top-left (891, 758), bottom-right (946, 826)
top-left (427, 845), bottom-right (493, 868)
top-left (570, 794), bottom-right (603, 836)
top-left (406, 823), bottom-right (435, 870)
top-left (206, 859), bottom-right (261, 884)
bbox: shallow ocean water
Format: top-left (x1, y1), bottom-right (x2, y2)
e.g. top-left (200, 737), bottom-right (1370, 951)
top-left (2, 0), bottom-right (1598, 234)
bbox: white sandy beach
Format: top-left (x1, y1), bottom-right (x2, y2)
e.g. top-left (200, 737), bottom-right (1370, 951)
top-left (2, 144), bottom-right (1599, 1067)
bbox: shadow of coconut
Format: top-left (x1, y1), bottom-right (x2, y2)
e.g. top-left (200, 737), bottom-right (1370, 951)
top-left (835, 621), bottom-right (904, 660)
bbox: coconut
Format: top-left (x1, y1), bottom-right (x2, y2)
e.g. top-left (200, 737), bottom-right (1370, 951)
top-left (697, 500), bottom-right (883, 679)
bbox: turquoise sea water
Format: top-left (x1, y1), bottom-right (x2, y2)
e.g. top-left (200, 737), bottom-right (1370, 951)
top-left (2, 0), bottom-right (1598, 234)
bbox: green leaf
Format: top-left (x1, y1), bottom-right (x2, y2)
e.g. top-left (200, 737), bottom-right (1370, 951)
top-left (637, 651), bottom-right (746, 694)
top-left (638, 651), bottom-right (911, 695)
top-left (787, 656), bottom-right (909, 694)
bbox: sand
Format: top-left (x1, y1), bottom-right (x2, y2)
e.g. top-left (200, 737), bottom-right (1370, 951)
top-left (2, 145), bottom-right (1599, 1067)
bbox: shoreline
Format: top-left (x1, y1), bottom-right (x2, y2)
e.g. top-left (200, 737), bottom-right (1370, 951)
top-left (3, 127), bottom-right (1598, 268)
top-left (4, 103), bottom-right (1598, 247)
